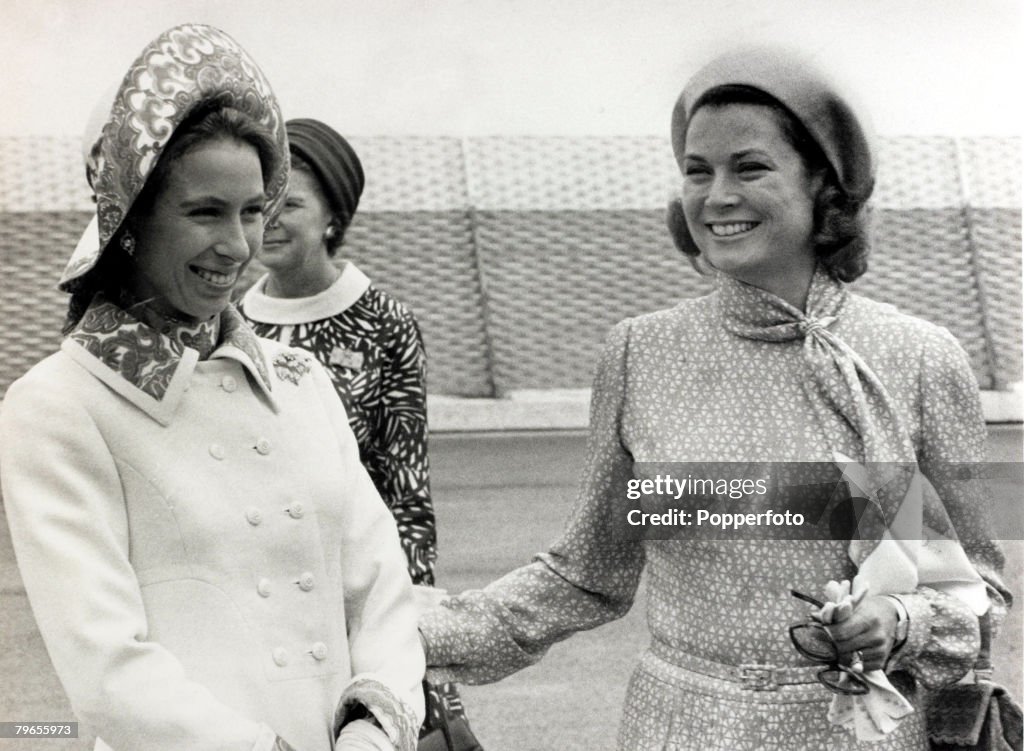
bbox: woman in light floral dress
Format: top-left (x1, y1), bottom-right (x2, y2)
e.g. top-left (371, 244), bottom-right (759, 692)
top-left (418, 47), bottom-right (1011, 750)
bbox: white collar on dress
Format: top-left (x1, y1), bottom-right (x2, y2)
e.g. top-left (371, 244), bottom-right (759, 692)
top-left (240, 261), bottom-right (372, 324)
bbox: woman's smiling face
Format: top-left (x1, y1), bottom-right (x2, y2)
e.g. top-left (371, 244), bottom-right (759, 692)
top-left (681, 103), bottom-right (821, 296)
top-left (260, 165), bottom-right (333, 274)
top-left (128, 137), bottom-right (266, 320)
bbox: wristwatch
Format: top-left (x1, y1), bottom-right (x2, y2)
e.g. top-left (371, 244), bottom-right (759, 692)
top-left (886, 595), bottom-right (910, 649)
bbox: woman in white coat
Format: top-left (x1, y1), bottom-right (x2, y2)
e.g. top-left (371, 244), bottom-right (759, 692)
top-left (0, 24), bottom-right (423, 751)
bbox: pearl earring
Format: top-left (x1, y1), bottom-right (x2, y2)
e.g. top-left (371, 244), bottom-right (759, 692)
top-left (120, 231), bottom-right (136, 256)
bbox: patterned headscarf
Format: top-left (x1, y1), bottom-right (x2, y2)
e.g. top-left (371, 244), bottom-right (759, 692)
top-left (59, 23), bottom-right (289, 290)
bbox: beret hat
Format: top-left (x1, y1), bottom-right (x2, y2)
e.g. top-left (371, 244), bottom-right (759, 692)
top-left (671, 46), bottom-right (874, 202)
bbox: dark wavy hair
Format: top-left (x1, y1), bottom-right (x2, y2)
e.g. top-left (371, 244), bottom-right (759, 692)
top-left (667, 84), bottom-right (870, 283)
top-left (63, 106), bottom-right (278, 332)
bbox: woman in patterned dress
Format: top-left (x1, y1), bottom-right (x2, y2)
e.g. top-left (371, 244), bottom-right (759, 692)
top-left (238, 120), bottom-right (478, 746)
top-left (418, 48), bottom-right (1010, 749)
top-left (0, 25), bottom-right (425, 751)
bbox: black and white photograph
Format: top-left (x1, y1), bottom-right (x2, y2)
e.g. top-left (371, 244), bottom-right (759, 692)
top-left (1, 2), bottom-right (1021, 749)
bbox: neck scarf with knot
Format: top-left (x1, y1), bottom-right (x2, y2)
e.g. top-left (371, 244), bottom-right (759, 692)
top-left (715, 267), bottom-right (965, 569)
top-left (713, 268), bottom-right (993, 741)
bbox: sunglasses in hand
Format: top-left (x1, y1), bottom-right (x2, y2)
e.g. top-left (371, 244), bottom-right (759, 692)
top-left (788, 590), bottom-right (869, 696)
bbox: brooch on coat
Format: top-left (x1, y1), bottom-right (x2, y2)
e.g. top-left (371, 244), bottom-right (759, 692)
top-left (272, 352), bottom-right (313, 385)
top-left (329, 346), bottom-right (364, 372)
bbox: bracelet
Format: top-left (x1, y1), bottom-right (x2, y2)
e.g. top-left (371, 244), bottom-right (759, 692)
top-left (885, 595), bottom-right (910, 650)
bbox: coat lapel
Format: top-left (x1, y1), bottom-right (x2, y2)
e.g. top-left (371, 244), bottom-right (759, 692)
top-left (64, 299), bottom-right (277, 425)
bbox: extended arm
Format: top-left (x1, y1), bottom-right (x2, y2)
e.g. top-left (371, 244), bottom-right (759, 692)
top-left (419, 321), bottom-right (646, 684)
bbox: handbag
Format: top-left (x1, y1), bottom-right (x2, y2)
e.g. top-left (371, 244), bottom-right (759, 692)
top-left (417, 681), bottom-right (484, 751)
top-left (927, 614), bottom-right (1023, 751)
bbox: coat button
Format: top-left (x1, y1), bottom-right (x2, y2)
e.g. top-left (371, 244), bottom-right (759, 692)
top-left (297, 572), bottom-right (315, 592)
top-left (209, 443), bottom-right (225, 460)
top-left (246, 507), bottom-right (263, 526)
top-left (272, 647), bottom-right (289, 667)
top-left (221, 375), bottom-right (238, 392)
top-left (311, 642), bottom-right (328, 661)
top-left (257, 578), bottom-right (272, 597)
top-left (255, 438), bottom-right (272, 455)
top-left (286, 503), bottom-right (304, 519)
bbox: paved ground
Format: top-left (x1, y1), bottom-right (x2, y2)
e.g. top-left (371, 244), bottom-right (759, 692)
top-left (1, 427), bottom-right (1021, 750)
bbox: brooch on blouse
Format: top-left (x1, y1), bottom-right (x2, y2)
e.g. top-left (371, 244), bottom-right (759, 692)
top-left (272, 352), bottom-right (313, 385)
top-left (329, 346), bottom-right (364, 372)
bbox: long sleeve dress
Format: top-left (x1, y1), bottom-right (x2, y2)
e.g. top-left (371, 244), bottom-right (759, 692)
top-left (239, 262), bottom-right (436, 585)
top-left (0, 297), bottom-right (425, 751)
top-left (419, 269), bottom-right (1009, 750)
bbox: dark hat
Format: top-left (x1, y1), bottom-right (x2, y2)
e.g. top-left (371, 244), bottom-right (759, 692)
top-left (285, 119), bottom-right (364, 228)
top-left (671, 46), bottom-right (874, 202)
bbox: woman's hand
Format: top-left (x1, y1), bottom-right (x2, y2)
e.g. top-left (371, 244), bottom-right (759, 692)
top-left (335, 719), bottom-right (393, 751)
top-left (826, 595), bottom-right (899, 672)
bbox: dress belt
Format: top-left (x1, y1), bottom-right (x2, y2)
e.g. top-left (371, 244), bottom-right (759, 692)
top-left (650, 641), bottom-right (821, 691)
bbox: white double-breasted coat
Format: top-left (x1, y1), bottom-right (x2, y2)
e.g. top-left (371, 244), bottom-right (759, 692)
top-left (0, 301), bottom-right (425, 751)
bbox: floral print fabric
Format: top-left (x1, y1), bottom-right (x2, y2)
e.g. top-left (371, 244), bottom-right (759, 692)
top-left (69, 294), bottom-right (273, 401)
top-left (421, 269), bottom-right (1008, 749)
